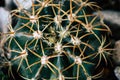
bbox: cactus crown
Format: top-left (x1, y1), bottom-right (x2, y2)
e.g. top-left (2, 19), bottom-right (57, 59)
top-left (0, 0), bottom-right (112, 80)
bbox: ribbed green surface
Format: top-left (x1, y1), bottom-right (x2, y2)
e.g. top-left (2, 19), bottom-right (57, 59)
top-left (1, 0), bottom-right (112, 80)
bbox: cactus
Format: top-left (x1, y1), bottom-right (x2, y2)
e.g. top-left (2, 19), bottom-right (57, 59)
top-left (0, 0), bottom-right (113, 80)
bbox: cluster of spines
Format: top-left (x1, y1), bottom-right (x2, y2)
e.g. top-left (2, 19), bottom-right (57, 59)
top-left (1, 0), bottom-right (112, 80)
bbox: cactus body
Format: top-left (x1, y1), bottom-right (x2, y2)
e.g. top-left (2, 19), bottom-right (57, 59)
top-left (0, 0), bottom-right (112, 80)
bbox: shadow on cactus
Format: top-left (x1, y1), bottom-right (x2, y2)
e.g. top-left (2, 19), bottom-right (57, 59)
top-left (0, 0), bottom-right (113, 80)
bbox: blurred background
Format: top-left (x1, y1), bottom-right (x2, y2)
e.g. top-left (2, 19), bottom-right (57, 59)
top-left (0, 0), bottom-right (120, 80)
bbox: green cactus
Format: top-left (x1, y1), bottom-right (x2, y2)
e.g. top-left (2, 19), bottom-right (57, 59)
top-left (0, 0), bottom-right (113, 80)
